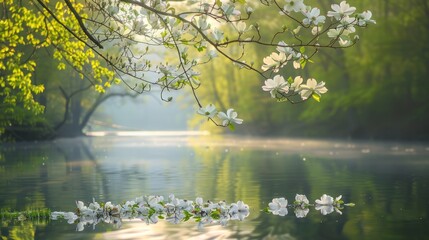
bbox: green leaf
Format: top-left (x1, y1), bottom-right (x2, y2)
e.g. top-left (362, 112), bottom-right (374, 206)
top-left (300, 46), bottom-right (306, 54)
top-left (161, 31), bottom-right (167, 38)
top-left (196, 45), bottom-right (206, 52)
top-left (344, 203), bottom-right (356, 207)
top-left (312, 93), bottom-right (320, 102)
top-left (228, 123), bottom-right (235, 131)
top-left (183, 210), bottom-right (192, 221)
top-left (210, 210), bottom-right (221, 220)
top-left (300, 59), bottom-right (307, 69)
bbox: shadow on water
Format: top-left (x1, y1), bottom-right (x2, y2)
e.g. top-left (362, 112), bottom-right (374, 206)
top-left (1, 135), bottom-right (429, 239)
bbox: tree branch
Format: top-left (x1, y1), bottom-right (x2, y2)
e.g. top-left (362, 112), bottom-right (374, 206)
top-left (79, 92), bottom-right (139, 129)
top-left (63, 0), bottom-right (103, 49)
top-left (34, 0), bottom-right (102, 49)
top-left (54, 86), bottom-right (71, 130)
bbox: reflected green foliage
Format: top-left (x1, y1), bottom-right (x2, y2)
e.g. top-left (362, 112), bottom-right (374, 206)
top-left (192, 0), bottom-right (429, 139)
top-left (2, 222), bottom-right (36, 240)
top-left (0, 209), bottom-right (51, 220)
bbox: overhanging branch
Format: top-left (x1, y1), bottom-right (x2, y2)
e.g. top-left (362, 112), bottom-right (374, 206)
top-left (34, 0), bottom-right (103, 49)
top-left (64, 0), bottom-right (103, 49)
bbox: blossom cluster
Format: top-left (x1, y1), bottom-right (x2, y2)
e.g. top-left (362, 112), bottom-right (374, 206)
top-left (261, 0), bottom-right (375, 103)
top-left (51, 194), bottom-right (249, 231)
top-left (197, 105), bottom-right (243, 128)
top-left (267, 194), bottom-right (354, 218)
top-left (262, 75), bottom-right (327, 102)
top-left (84, 0), bottom-right (375, 127)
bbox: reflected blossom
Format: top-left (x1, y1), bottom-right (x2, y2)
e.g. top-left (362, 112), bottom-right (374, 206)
top-left (269, 197), bottom-right (288, 216)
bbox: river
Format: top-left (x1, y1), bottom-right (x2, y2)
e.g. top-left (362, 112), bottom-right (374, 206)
top-left (1, 133), bottom-right (428, 239)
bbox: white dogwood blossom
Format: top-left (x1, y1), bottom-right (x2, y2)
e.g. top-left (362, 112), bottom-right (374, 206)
top-left (338, 16), bottom-right (357, 33)
top-left (290, 76), bottom-right (304, 91)
top-left (265, 194), bottom-right (354, 218)
top-left (235, 21), bottom-right (249, 34)
top-left (295, 194), bottom-right (310, 205)
top-left (51, 195), bottom-right (250, 230)
top-left (357, 10), bottom-right (376, 26)
top-left (311, 26), bottom-right (323, 35)
top-left (327, 1), bottom-right (356, 20)
top-left (276, 41), bottom-right (301, 60)
top-left (269, 197), bottom-right (289, 216)
top-left (262, 75), bottom-right (290, 98)
top-left (299, 78), bottom-right (328, 100)
top-left (212, 28), bottom-right (224, 42)
top-left (283, 0), bottom-right (306, 13)
top-left (261, 52), bottom-right (289, 72)
top-left (197, 104), bottom-right (217, 118)
top-left (302, 8), bottom-right (326, 26)
top-left (218, 109), bottom-right (243, 126)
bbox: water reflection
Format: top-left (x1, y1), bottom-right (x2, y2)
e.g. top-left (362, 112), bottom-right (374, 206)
top-left (1, 135), bottom-right (429, 239)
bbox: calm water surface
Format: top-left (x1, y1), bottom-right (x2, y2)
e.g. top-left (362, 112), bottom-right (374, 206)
top-left (1, 134), bottom-right (429, 239)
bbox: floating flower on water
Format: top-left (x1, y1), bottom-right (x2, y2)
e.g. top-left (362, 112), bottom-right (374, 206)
top-left (268, 197), bottom-right (288, 216)
top-left (230, 201), bottom-right (250, 221)
top-left (195, 197), bottom-right (204, 206)
top-left (294, 194), bottom-right (310, 206)
top-left (334, 195), bottom-right (343, 205)
top-left (46, 193), bottom-right (356, 229)
top-left (315, 204), bottom-right (334, 215)
top-left (51, 211), bottom-right (78, 224)
top-left (315, 194), bottom-right (334, 205)
top-left (294, 207), bottom-right (310, 218)
top-left (293, 194), bottom-right (310, 218)
top-left (51, 195), bottom-right (250, 231)
top-left (104, 202), bottom-right (120, 216)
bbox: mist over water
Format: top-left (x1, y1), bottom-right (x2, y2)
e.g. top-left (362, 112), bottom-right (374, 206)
top-left (94, 91), bottom-right (195, 131)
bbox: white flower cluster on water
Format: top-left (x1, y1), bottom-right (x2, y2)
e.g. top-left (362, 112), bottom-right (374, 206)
top-left (50, 194), bottom-right (249, 231)
top-left (267, 194), bottom-right (354, 218)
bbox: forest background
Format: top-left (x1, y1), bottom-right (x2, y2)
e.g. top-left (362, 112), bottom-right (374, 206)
top-left (192, 0), bottom-right (429, 140)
